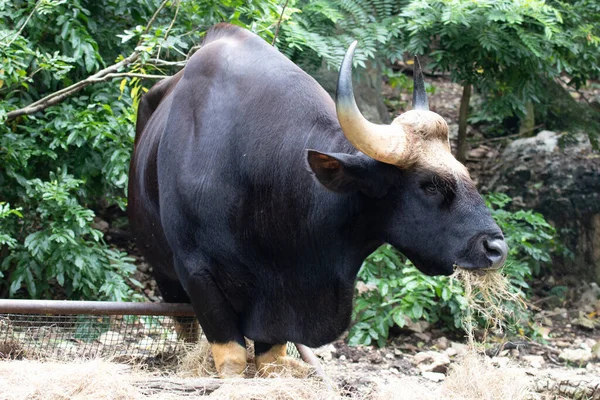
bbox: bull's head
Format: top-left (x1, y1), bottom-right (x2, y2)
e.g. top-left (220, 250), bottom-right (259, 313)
top-left (307, 42), bottom-right (508, 275)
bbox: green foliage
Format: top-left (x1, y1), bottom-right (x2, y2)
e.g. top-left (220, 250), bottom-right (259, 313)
top-left (349, 194), bottom-right (559, 347)
top-left (396, 0), bottom-right (597, 119)
top-left (272, 0), bottom-right (599, 145)
top-left (350, 245), bottom-right (467, 347)
top-left (394, 0), bottom-right (600, 141)
top-left (277, 0), bottom-right (408, 70)
top-left (0, 0), bottom-right (284, 300)
top-left (0, 169), bottom-right (141, 301)
top-left (484, 193), bottom-right (563, 277)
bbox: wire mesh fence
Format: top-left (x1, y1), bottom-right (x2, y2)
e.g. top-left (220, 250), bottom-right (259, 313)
top-left (0, 313), bottom-right (198, 361)
top-left (0, 301), bottom-right (302, 362)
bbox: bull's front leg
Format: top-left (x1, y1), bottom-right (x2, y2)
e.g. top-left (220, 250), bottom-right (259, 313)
top-left (175, 259), bottom-right (247, 378)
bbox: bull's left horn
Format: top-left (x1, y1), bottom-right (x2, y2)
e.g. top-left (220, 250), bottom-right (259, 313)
top-left (335, 42), bottom-right (410, 165)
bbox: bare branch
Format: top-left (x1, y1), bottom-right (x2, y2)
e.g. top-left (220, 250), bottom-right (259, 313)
top-left (4, 0), bottom-right (43, 46)
top-left (146, 59), bottom-right (187, 67)
top-left (6, 53), bottom-right (140, 120)
top-left (92, 73), bottom-right (167, 81)
top-left (156, 0), bottom-right (181, 61)
top-left (5, 0), bottom-right (174, 121)
top-left (138, 0), bottom-right (170, 47)
top-left (272, 0), bottom-right (290, 46)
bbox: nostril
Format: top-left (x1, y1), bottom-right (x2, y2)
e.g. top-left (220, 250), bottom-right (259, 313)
top-left (484, 240), bottom-right (501, 259)
top-left (483, 238), bottom-right (508, 268)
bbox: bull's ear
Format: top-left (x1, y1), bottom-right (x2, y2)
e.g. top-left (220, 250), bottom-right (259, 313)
top-left (306, 150), bottom-right (388, 197)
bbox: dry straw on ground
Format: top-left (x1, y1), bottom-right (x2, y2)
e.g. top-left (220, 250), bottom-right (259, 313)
top-left (0, 357), bottom-right (335, 400)
top-left (0, 359), bottom-right (141, 400)
top-left (441, 353), bottom-right (531, 400)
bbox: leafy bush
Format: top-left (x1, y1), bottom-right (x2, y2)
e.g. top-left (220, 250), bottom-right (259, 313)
top-left (0, 0), bottom-right (283, 301)
top-left (0, 169), bottom-right (141, 301)
top-left (349, 194), bottom-right (558, 347)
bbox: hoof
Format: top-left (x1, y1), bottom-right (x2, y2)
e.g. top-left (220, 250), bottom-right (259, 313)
top-left (211, 342), bottom-right (247, 378)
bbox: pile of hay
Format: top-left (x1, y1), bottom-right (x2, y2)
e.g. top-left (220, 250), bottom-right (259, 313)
top-left (441, 353), bottom-right (530, 400)
top-left (0, 357), bottom-right (334, 400)
top-left (0, 359), bottom-right (142, 400)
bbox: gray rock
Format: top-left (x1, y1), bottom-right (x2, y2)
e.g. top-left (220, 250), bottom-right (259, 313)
top-left (421, 371), bottom-right (446, 382)
top-left (522, 355), bottom-right (545, 368)
top-left (313, 344), bottom-right (336, 362)
top-left (449, 341), bottom-right (468, 356)
top-left (403, 318), bottom-right (430, 333)
top-left (592, 342), bottom-right (600, 360)
top-left (413, 332), bottom-right (432, 342)
top-left (559, 348), bottom-right (593, 365)
top-left (571, 313), bottom-right (597, 330)
top-left (97, 331), bottom-right (124, 346)
top-left (486, 130), bottom-right (600, 281)
top-left (445, 347), bottom-right (458, 357)
top-left (491, 356), bottom-right (510, 368)
top-left (503, 130), bottom-right (559, 159)
top-left (434, 336), bottom-right (450, 350)
top-left (91, 218), bottom-right (110, 233)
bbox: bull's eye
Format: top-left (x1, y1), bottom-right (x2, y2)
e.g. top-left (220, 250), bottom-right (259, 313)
top-left (422, 183), bottom-right (438, 196)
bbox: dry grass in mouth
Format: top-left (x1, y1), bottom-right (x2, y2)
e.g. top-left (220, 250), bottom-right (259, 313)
top-left (451, 265), bottom-right (528, 345)
top-left (441, 265), bottom-right (532, 400)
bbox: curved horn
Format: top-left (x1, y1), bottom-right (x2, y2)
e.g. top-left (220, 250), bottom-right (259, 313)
top-left (412, 56), bottom-right (429, 111)
top-left (335, 41), bottom-right (410, 165)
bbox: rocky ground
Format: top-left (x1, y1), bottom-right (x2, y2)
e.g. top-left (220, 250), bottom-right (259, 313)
top-left (313, 300), bottom-right (600, 399)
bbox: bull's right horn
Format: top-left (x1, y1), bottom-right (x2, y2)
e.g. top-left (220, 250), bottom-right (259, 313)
top-left (335, 41), bottom-right (410, 166)
top-left (412, 56), bottom-right (429, 111)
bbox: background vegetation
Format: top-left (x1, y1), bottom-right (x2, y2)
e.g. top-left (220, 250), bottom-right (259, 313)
top-left (1, 0), bottom-right (598, 343)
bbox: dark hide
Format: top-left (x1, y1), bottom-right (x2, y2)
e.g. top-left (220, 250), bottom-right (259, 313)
top-left (128, 23), bottom-right (504, 348)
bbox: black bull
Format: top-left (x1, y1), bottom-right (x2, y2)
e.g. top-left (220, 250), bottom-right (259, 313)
top-left (128, 23), bottom-right (508, 376)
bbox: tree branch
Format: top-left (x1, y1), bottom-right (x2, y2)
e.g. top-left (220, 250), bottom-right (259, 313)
top-left (138, 0), bottom-right (170, 47)
top-left (4, 0), bottom-right (43, 46)
top-left (272, 0), bottom-right (290, 46)
top-left (475, 124), bottom-right (545, 145)
top-left (156, 0), bottom-right (181, 61)
top-left (93, 72), bottom-right (167, 81)
top-left (5, 0), bottom-right (173, 121)
top-left (6, 53), bottom-right (140, 120)
top-left (146, 59), bottom-right (187, 67)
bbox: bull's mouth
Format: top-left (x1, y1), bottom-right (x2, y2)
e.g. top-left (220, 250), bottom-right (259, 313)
top-left (412, 260), bottom-right (454, 277)
top-left (452, 259), bottom-right (506, 276)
